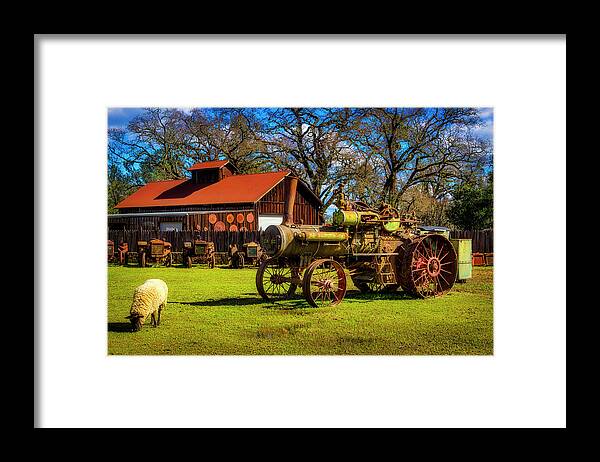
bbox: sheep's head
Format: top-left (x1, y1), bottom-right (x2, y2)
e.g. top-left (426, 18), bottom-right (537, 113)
top-left (125, 314), bottom-right (144, 332)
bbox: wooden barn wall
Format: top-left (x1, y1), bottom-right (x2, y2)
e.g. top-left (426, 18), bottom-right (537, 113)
top-left (257, 181), bottom-right (321, 225)
top-left (221, 165), bottom-right (235, 178)
top-left (109, 204), bottom-right (259, 232)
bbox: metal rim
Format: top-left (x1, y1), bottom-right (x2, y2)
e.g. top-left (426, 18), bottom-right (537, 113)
top-left (302, 259), bottom-right (347, 308)
top-left (256, 258), bottom-right (297, 301)
top-left (399, 234), bottom-right (457, 298)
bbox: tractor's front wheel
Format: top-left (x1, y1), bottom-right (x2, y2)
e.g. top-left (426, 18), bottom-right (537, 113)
top-left (256, 258), bottom-right (297, 301)
top-left (302, 259), bottom-right (347, 308)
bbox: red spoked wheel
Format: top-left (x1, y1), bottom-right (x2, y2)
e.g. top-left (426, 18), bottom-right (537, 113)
top-left (256, 258), bottom-right (298, 301)
top-left (399, 234), bottom-right (457, 298)
top-left (302, 259), bottom-right (347, 308)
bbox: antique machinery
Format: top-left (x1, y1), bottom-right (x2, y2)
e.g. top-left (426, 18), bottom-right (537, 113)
top-left (182, 239), bottom-right (216, 268)
top-left (242, 242), bottom-right (267, 266)
top-left (118, 242), bottom-right (129, 265)
top-left (137, 238), bottom-right (173, 268)
top-left (228, 244), bottom-right (245, 269)
top-left (108, 240), bottom-right (115, 263)
top-left (256, 177), bottom-right (458, 307)
top-left (108, 240), bottom-right (129, 265)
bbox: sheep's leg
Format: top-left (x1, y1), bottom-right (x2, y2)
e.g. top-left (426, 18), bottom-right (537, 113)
top-left (151, 312), bottom-right (156, 327)
top-left (157, 306), bottom-right (162, 326)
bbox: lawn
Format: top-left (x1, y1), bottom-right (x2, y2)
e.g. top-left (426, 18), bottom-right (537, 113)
top-left (107, 264), bottom-right (493, 355)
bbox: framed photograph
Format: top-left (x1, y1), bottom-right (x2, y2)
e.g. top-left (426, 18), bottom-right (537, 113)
top-left (35, 35), bottom-right (566, 428)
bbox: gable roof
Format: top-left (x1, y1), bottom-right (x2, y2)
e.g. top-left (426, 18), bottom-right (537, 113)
top-left (115, 171), bottom-right (293, 209)
top-left (187, 159), bottom-right (231, 171)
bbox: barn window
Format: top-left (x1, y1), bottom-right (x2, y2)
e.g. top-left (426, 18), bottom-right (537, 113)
top-left (160, 221), bottom-right (183, 232)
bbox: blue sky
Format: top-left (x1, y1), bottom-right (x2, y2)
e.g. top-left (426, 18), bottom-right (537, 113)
top-left (108, 107), bottom-right (493, 140)
top-left (473, 107), bottom-right (493, 140)
top-left (108, 108), bottom-right (146, 129)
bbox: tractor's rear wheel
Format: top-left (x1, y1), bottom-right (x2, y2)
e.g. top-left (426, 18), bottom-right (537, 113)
top-left (398, 234), bottom-right (457, 298)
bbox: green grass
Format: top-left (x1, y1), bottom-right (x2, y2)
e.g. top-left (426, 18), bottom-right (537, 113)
top-left (108, 264), bottom-right (493, 355)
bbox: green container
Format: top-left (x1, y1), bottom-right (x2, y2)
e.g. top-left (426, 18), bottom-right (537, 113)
top-left (450, 238), bottom-right (472, 282)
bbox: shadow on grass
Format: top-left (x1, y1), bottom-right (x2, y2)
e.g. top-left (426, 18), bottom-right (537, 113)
top-left (174, 296), bottom-right (312, 311)
top-left (344, 290), bottom-right (416, 301)
top-left (174, 297), bottom-right (266, 307)
top-left (108, 322), bottom-right (133, 333)
top-left (172, 289), bottom-right (419, 311)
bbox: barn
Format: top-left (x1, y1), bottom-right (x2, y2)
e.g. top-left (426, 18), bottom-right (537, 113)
top-left (108, 160), bottom-right (322, 232)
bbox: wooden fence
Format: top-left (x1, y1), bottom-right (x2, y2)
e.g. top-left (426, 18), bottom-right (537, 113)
top-left (108, 228), bottom-right (494, 254)
top-left (450, 229), bottom-right (493, 253)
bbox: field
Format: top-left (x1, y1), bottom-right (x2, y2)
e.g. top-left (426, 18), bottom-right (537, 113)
top-left (108, 264), bottom-right (493, 355)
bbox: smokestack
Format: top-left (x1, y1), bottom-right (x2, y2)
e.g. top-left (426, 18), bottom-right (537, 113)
top-left (282, 176), bottom-right (298, 226)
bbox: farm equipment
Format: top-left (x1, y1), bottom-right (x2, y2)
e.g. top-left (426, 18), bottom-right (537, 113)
top-left (256, 177), bottom-right (458, 307)
top-left (108, 240), bottom-right (115, 262)
top-left (242, 242), bottom-right (267, 266)
top-left (117, 242), bottom-right (129, 265)
top-left (228, 244), bottom-right (245, 268)
top-left (137, 238), bottom-right (173, 267)
top-left (108, 240), bottom-right (129, 265)
top-left (182, 239), bottom-right (216, 268)
top-left (450, 238), bottom-right (472, 282)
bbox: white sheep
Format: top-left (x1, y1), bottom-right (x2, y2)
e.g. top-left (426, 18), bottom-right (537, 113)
top-left (126, 279), bottom-right (168, 332)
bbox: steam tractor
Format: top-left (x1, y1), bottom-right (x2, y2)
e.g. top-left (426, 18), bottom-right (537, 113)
top-left (137, 238), bottom-right (173, 267)
top-left (256, 177), bottom-right (458, 307)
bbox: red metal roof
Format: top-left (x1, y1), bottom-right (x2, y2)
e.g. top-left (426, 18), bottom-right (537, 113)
top-left (187, 160), bottom-right (230, 171)
top-left (115, 171), bottom-right (290, 209)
